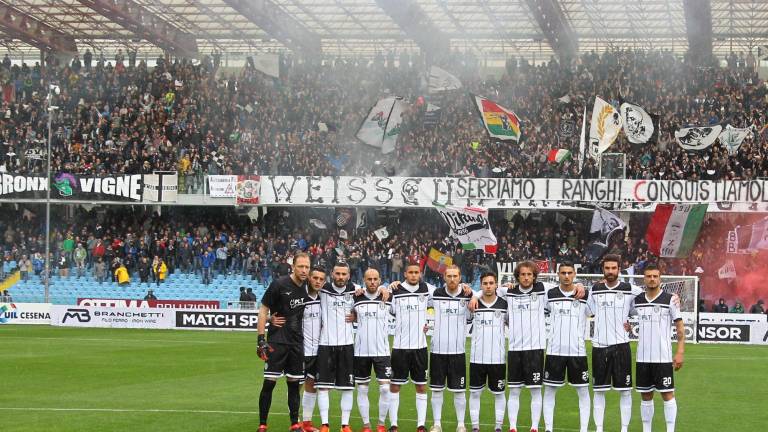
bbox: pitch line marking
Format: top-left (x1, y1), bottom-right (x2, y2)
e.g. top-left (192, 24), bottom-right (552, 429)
top-left (0, 407), bottom-right (581, 431)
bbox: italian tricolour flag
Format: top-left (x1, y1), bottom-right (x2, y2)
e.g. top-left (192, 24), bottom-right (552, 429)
top-left (547, 149), bottom-right (572, 163)
top-left (645, 203), bottom-right (707, 258)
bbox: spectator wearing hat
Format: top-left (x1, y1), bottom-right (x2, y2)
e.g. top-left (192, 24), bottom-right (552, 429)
top-left (749, 300), bottom-right (765, 314)
top-left (730, 301), bottom-right (745, 314)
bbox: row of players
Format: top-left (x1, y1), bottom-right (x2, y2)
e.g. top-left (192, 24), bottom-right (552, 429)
top-left (255, 253), bottom-right (685, 432)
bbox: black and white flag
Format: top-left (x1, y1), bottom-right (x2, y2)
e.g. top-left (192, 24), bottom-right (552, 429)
top-left (373, 227), bottom-right (389, 241)
top-left (590, 207), bottom-right (626, 244)
top-left (620, 102), bottom-right (657, 144)
top-left (356, 208), bottom-right (368, 229)
top-left (558, 111), bottom-right (577, 138)
top-left (428, 66), bottom-right (462, 93)
top-left (675, 125), bottom-right (723, 151)
top-left (424, 103), bottom-right (442, 127)
top-left (718, 125), bottom-right (752, 156)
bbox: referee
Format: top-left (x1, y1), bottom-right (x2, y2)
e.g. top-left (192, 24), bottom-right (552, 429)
top-left (256, 252), bottom-right (312, 432)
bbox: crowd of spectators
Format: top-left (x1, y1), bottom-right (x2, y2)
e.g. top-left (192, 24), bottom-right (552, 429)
top-left (2, 204), bottom-right (767, 311)
top-left (1, 48), bottom-right (767, 183)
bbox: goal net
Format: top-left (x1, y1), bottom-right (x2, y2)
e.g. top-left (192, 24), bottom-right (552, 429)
top-left (498, 272), bottom-right (700, 342)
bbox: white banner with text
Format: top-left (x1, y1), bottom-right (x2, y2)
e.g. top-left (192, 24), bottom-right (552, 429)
top-left (0, 302), bottom-right (51, 325)
top-left (251, 176), bottom-right (768, 212)
top-left (51, 305), bottom-right (175, 329)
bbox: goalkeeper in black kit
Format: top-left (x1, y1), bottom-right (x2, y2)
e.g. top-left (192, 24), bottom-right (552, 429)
top-left (256, 253), bottom-right (312, 432)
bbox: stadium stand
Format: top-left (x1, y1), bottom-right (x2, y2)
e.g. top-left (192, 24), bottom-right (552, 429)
top-left (2, 48), bottom-right (766, 181)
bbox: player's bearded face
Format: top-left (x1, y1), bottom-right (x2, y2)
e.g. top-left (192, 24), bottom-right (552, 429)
top-left (364, 272), bottom-right (380, 293)
top-left (444, 269), bottom-right (460, 290)
top-left (603, 263), bottom-right (619, 282)
top-left (333, 267), bottom-right (350, 287)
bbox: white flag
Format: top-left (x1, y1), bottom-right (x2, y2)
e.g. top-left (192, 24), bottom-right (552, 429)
top-left (718, 125), bottom-right (752, 156)
top-left (356, 96), bottom-right (406, 154)
top-left (251, 53), bottom-right (280, 78)
top-left (428, 66), bottom-right (462, 93)
top-left (339, 229), bottom-right (348, 240)
top-left (620, 102), bottom-right (655, 144)
top-left (434, 204), bottom-right (497, 253)
top-left (717, 260), bottom-right (736, 280)
top-left (675, 125), bottom-right (722, 151)
top-left (374, 227), bottom-right (389, 241)
top-left (589, 97), bottom-right (622, 156)
top-left (309, 219), bottom-right (327, 229)
top-left (590, 208), bottom-right (626, 243)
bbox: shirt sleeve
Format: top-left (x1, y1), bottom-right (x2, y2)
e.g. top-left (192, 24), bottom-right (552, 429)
top-left (628, 296), bottom-right (637, 317)
top-left (260, 281), bottom-right (278, 309)
top-left (583, 294), bottom-right (594, 317)
top-left (586, 291), bottom-right (596, 317)
top-left (631, 284), bottom-right (644, 296)
top-left (669, 298), bottom-right (683, 323)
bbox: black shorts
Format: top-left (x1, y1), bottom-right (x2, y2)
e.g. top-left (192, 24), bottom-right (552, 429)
top-left (304, 355), bottom-right (318, 380)
top-left (592, 343), bottom-right (633, 391)
top-left (354, 356), bottom-right (392, 384)
top-left (429, 353), bottom-right (467, 391)
top-left (636, 362), bottom-right (675, 393)
top-left (543, 355), bottom-right (589, 387)
top-left (469, 363), bottom-right (506, 393)
top-left (315, 345), bottom-right (355, 390)
top-left (391, 348), bottom-right (428, 385)
top-left (264, 342), bottom-right (304, 380)
top-left (507, 349), bottom-right (544, 388)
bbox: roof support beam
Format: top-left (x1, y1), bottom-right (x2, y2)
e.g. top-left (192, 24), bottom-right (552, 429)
top-left (375, 0), bottom-right (450, 62)
top-left (683, 0), bottom-right (713, 65)
top-left (223, 0), bottom-right (320, 56)
top-left (76, 0), bottom-right (198, 57)
top-left (0, 2), bottom-right (77, 54)
top-left (525, 0), bottom-right (578, 62)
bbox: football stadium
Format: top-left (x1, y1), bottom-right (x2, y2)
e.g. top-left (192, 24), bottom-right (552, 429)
top-left (1, 1), bottom-right (768, 431)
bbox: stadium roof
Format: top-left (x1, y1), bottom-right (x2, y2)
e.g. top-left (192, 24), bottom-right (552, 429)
top-left (1, 0), bottom-right (767, 60)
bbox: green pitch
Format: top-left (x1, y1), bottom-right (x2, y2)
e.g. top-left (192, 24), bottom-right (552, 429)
top-left (1, 325), bottom-right (766, 432)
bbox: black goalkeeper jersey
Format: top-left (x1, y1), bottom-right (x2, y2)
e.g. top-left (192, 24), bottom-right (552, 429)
top-left (260, 275), bottom-right (310, 345)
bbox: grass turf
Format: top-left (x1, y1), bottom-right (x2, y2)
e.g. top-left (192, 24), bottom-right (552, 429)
top-left (1, 325), bottom-right (766, 431)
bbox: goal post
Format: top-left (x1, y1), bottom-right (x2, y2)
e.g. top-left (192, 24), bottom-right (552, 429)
top-left (497, 272), bottom-right (700, 343)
